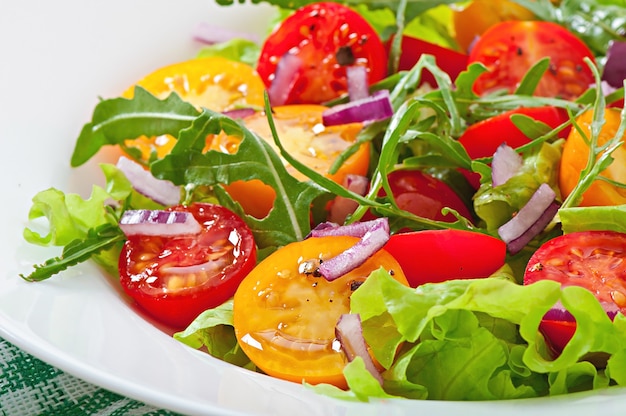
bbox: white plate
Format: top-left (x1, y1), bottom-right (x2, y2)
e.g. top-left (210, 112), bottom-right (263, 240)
top-left (2, 1), bottom-right (626, 415)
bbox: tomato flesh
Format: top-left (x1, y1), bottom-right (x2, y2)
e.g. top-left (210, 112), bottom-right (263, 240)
top-left (121, 56), bottom-right (266, 163)
top-left (207, 105), bottom-right (369, 218)
top-left (387, 35), bottom-right (468, 86)
top-left (233, 236), bottom-right (408, 387)
top-left (384, 229), bottom-right (506, 287)
top-left (119, 203), bottom-right (257, 329)
top-left (468, 21), bottom-right (595, 100)
top-left (559, 108), bottom-right (626, 206)
top-left (524, 231), bottom-right (626, 352)
top-left (256, 2), bottom-right (387, 104)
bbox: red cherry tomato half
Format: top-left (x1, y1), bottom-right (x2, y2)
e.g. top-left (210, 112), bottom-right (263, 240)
top-left (388, 35), bottom-right (468, 86)
top-left (524, 231), bottom-right (626, 352)
top-left (377, 169), bottom-right (474, 223)
top-left (468, 21), bottom-right (595, 100)
top-left (383, 229), bottom-right (506, 287)
top-left (119, 203), bottom-right (257, 329)
top-left (256, 2), bottom-right (387, 104)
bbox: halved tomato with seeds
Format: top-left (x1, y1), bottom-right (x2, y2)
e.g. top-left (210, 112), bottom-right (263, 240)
top-left (119, 203), bottom-right (257, 329)
top-left (524, 230), bottom-right (626, 352)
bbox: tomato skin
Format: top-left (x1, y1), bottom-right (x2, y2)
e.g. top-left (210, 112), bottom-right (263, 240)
top-left (233, 236), bottom-right (408, 387)
top-left (377, 170), bottom-right (474, 223)
top-left (559, 108), bottom-right (626, 206)
top-left (256, 2), bottom-right (387, 104)
top-left (118, 203), bottom-right (257, 329)
top-left (459, 106), bottom-right (569, 160)
top-left (121, 57), bottom-right (266, 163)
top-left (468, 21), bottom-right (595, 100)
top-left (384, 229), bottom-right (506, 287)
top-left (387, 35), bottom-right (468, 85)
top-left (458, 106), bottom-right (570, 189)
top-left (524, 231), bottom-right (626, 352)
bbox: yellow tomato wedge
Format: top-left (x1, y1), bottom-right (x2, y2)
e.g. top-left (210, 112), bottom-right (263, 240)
top-left (206, 105), bottom-right (370, 218)
top-left (121, 56), bottom-right (266, 161)
top-left (559, 108), bottom-right (626, 206)
top-left (232, 236), bottom-right (408, 388)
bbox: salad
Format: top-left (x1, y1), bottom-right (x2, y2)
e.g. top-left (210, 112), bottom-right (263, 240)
top-left (19, 0), bottom-right (626, 403)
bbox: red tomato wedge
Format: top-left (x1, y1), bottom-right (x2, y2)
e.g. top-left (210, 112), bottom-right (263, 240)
top-left (384, 170), bottom-right (473, 223)
top-left (388, 35), bottom-right (468, 86)
top-left (458, 106), bottom-right (570, 160)
top-left (383, 229), bottom-right (506, 287)
top-left (118, 203), bottom-right (257, 329)
top-left (524, 231), bottom-right (626, 353)
top-left (468, 21), bottom-right (595, 99)
top-left (256, 2), bottom-right (387, 104)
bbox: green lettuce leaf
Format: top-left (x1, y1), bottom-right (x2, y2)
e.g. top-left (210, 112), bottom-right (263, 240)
top-left (343, 270), bottom-right (626, 401)
top-left (174, 300), bottom-right (255, 369)
top-left (473, 141), bottom-right (563, 232)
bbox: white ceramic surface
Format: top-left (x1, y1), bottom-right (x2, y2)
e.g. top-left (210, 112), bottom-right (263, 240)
top-left (2, 1), bottom-right (626, 415)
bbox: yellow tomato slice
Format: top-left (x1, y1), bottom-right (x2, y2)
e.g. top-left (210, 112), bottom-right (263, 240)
top-left (232, 236), bottom-right (408, 388)
top-left (122, 56), bottom-right (266, 162)
top-left (207, 105), bottom-right (370, 218)
top-left (559, 108), bottom-right (626, 206)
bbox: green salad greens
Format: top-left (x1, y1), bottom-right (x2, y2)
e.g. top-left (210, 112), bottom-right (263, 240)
top-left (20, 0), bottom-right (626, 403)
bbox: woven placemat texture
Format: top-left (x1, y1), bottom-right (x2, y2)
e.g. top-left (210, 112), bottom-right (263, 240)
top-left (0, 338), bottom-right (179, 416)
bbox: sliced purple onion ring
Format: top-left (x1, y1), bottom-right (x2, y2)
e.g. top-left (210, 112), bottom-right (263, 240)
top-left (317, 218), bottom-right (390, 281)
top-left (116, 156), bottom-right (181, 206)
top-left (602, 40), bottom-right (626, 89)
top-left (268, 53), bottom-right (302, 106)
top-left (498, 183), bottom-right (559, 254)
top-left (491, 143), bottom-right (523, 187)
top-left (119, 209), bottom-right (202, 237)
top-left (335, 313), bottom-right (383, 385)
top-left (346, 65), bottom-right (369, 101)
top-left (322, 89), bottom-right (393, 126)
top-left (222, 108), bottom-right (257, 120)
top-left (328, 174), bottom-right (369, 224)
top-left (310, 217), bottom-right (388, 239)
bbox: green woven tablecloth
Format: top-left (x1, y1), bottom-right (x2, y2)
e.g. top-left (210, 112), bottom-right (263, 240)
top-left (0, 337), bottom-right (178, 416)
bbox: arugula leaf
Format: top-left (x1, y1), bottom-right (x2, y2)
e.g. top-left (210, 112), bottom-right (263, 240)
top-left (21, 224), bottom-right (125, 282)
top-left (150, 108), bottom-right (327, 249)
top-left (71, 87), bottom-right (199, 167)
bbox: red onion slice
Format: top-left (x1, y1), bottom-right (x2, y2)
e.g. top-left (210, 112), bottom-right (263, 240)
top-left (119, 209), bottom-right (202, 237)
top-left (311, 217), bottom-right (388, 239)
top-left (491, 143), bottom-right (523, 187)
top-left (268, 53), bottom-right (302, 106)
top-left (222, 108), bottom-right (256, 120)
top-left (335, 313), bottom-right (383, 385)
top-left (346, 65), bottom-right (369, 101)
top-left (498, 183), bottom-right (559, 254)
top-left (116, 156), bottom-right (181, 206)
top-left (328, 174), bottom-right (369, 224)
top-left (318, 218), bottom-right (390, 281)
top-left (192, 22), bottom-right (260, 45)
top-left (322, 90), bottom-right (393, 127)
top-left (602, 40), bottom-right (626, 89)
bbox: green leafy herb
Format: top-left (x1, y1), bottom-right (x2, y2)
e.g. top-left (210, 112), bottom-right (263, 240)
top-left (21, 224), bottom-right (124, 282)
